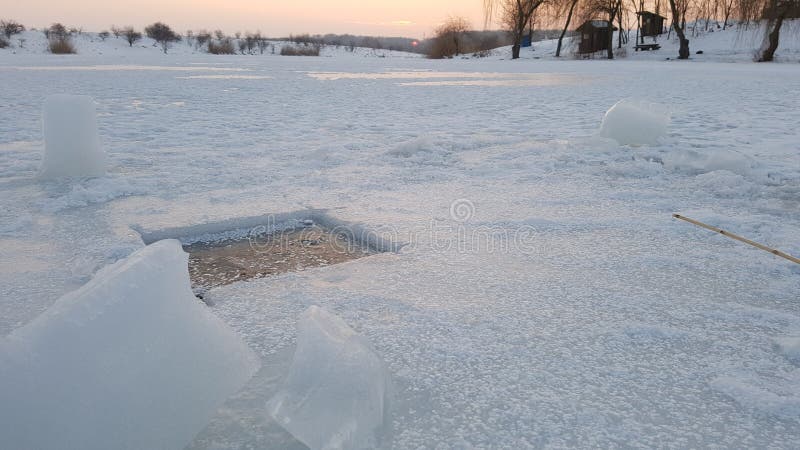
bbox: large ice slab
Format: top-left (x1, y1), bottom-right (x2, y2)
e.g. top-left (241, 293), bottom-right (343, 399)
top-left (268, 306), bottom-right (389, 450)
top-left (599, 99), bottom-right (669, 146)
top-left (0, 240), bottom-right (260, 450)
top-left (40, 94), bottom-right (106, 178)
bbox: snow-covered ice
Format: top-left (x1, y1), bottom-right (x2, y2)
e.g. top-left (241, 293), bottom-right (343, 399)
top-left (1, 29), bottom-right (800, 448)
top-left (0, 240), bottom-right (259, 450)
top-left (40, 94), bottom-right (106, 179)
top-left (599, 99), bottom-right (669, 146)
top-left (268, 306), bottom-right (389, 450)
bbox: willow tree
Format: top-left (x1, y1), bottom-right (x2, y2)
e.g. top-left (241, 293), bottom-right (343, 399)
top-left (667, 0), bottom-right (691, 58)
top-left (484, 0), bottom-right (547, 59)
top-left (740, 0), bottom-right (798, 61)
top-left (555, 0), bottom-right (581, 57)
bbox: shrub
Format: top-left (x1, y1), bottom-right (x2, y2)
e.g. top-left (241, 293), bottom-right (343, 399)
top-left (98, 30), bottom-right (110, 41)
top-left (0, 38), bottom-right (8, 49)
top-left (1, 20), bottom-right (25, 39)
top-left (122, 27), bottom-right (142, 47)
top-left (280, 44), bottom-right (320, 56)
top-left (45, 23), bottom-right (68, 40)
top-left (195, 30), bottom-right (211, 48)
top-left (144, 22), bottom-right (180, 53)
top-left (207, 39), bottom-right (235, 54)
top-left (48, 37), bottom-right (76, 54)
top-left (428, 16), bottom-right (470, 58)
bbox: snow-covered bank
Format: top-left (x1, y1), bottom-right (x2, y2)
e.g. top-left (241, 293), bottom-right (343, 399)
top-left (1, 49), bottom-right (799, 447)
top-left (0, 29), bottom-right (423, 59)
top-left (474, 19), bottom-right (800, 63)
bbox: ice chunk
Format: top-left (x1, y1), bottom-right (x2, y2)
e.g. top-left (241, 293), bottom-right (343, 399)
top-left (599, 99), bottom-right (669, 146)
top-left (0, 240), bottom-right (259, 450)
top-left (40, 94), bottom-right (106, 178)
top-left (268, 306), bottom-right (389, 450)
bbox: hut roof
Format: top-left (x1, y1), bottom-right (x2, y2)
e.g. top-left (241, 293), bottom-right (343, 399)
top-left (636, 11), bottom-right (667, 19)
top-left (577, 20), bottom-right (618, 31)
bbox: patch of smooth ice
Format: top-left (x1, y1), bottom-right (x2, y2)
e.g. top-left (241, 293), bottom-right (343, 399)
top-left (0, 240), bottom-right (259, 450)
top-left (711, 376), bottom-right (800, 419)
top-left (399, 75), bottom-right (587, 87)
top-left (176, 75), bottom-right (273, 80)
top-left (308, 71), bottom-right (588, 85)
top-left (599, 99), bottom-right (669, 146)
top-left (662, 148), bottom-right (757, 176)
top-left (268, 306), bottom-right (389, 450)
top-left (8, 65), bottom-right (249, 72)
top-left (39, 94), bottom-right (106, 179)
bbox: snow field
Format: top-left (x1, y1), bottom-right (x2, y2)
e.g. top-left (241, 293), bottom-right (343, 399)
top-left (0, 49), bottom-right (799, 447)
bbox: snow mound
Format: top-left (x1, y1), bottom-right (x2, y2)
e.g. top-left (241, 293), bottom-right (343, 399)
top-left (599, 99), bottom-right (669, 146)
top-left (268, 306), bottom-right (389, 450)
top-left (40, 94), bottom-right (106, 179)
top-left (0, 240), bottom-right (259, 450)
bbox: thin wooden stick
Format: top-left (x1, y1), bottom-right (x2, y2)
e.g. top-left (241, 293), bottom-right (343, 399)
top-left (673, 214), bottom-right (800, 265)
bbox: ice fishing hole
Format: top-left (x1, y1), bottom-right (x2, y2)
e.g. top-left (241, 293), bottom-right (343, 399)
top-left (135, 211), bottom-right (397, 294)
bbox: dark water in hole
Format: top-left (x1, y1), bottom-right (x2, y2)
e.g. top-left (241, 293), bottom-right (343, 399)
top-left (184, 225), bottom-right (373, 290)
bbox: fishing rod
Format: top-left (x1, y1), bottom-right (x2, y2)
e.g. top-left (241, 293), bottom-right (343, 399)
top-left (673, 214), bottom-right (800, 265)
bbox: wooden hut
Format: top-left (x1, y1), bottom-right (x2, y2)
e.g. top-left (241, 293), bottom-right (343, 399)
top-left (576, 20), bottom-right (617, 54)
top-left (637, 11), bottom-right (666, 37)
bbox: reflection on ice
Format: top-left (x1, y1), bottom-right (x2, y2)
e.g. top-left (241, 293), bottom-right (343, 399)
top-left (308, 71), bottom-right (591, 86)
top-left (4, 65), bottom-right (249, 72)
top-left (400, 76), bottom-right (588, 87)
top-left (176, 75), bottom-right (273, 80)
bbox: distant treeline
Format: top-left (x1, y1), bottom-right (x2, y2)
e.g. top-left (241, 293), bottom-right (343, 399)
top-left (283, 30), bottom-right (563, 56)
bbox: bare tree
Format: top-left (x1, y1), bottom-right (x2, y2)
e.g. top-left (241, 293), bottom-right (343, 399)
top-left (668, 0), bottom-right (691, 58)
top-left (195, 30), bottom-right (211, 49)
top-left (555, 0), bottom-right (581, 56)
top-left (756, 0), bottom-right (800, 62)
top-left (485, 0), bottom-right (547, 59)
top-left (145, 22), bottom-right (180, 54)
top-left (122, 27), bottom-right (142, 47)
top-left (721, 0), bottom-right (737, 28)
top-left (1, 20), bottom-right (25, 39)
top-left (429, 16), bottom-right (471, 58)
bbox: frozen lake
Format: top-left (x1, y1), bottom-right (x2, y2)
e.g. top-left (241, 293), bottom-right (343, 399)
top-left (1, 54), bottom-right (800, 447)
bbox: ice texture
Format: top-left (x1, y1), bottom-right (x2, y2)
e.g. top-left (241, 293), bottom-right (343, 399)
top-left (0, 239), bottom-right (260, 450)
top-left (268, 306), bottom-right (389, 450)
top-left (40, 94), bottom-right (106, 178)
top-left (599, 99), bottom-right (669, 146)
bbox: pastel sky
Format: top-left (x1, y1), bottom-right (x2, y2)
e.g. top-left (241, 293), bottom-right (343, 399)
top-left (5, 1), bottom-right (491, 39)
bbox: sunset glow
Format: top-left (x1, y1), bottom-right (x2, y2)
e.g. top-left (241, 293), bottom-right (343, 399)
top-left (5, 0), bottom-right (488, 38)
